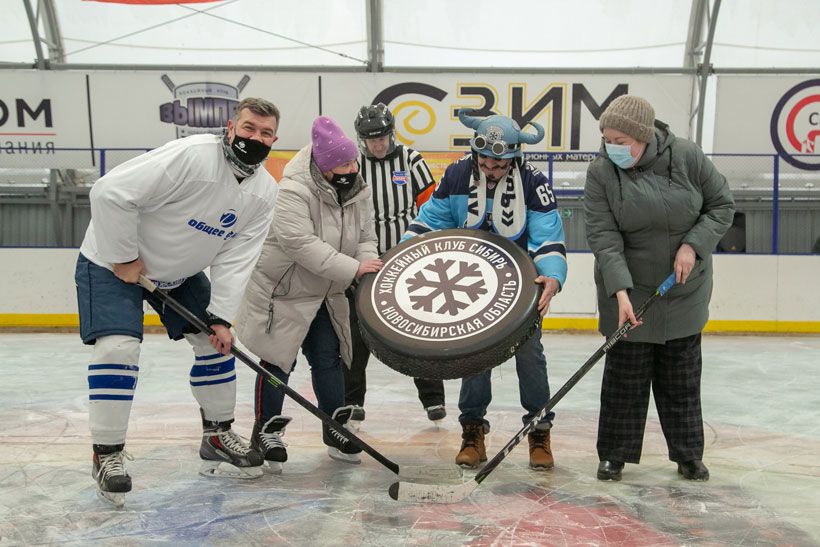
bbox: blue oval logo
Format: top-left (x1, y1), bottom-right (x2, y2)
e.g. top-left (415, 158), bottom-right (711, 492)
top-left (220, 210), bottom-right (238, 228)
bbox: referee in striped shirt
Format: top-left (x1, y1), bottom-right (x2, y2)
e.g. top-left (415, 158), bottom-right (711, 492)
top-left (345, 103), bottom-right (446, 427)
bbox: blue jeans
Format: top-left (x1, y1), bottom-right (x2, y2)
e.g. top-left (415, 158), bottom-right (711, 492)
top-left (255, 303), bottom-right (345, 422)
top-left (458, 330), bottom-right (553, 430)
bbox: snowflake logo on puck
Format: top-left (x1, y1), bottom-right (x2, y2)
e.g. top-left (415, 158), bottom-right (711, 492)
top-left (371, 235), bottom-right (522, 341)
top-left (407, 258), bottom-right (487, 316)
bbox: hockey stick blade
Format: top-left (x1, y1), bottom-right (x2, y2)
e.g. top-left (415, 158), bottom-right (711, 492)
top-left (389, 478), bottom-right (478, 503)
top-left (388, 273), bottom-right (677, 504)
top-left (397, 464), bottom-right (462, 481)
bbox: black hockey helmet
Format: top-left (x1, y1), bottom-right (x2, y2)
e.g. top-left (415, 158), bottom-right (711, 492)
top-left (354, 103), bottom-right (397, 158)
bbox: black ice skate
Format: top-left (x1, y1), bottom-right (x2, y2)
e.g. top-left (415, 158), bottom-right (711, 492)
top-left (425, 404), bottom-right (447, 425)
top-left (322, 406), bottom-right (362, 464)
top-left (92, 444), bottom-right (133, 508)
top-left (200, 417), bottom-right (263, 479)
top-left (347, 405), bottom-right (366, 432)
top-left (250, 415), bottom-right (291, 474)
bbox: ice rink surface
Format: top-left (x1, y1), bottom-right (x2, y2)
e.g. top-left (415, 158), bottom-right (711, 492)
top-left (1, 332), bottom-right (818, 546)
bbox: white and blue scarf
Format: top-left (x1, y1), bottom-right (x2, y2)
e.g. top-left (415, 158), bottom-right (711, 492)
top-left (465, 165), bottom-right (526, 240)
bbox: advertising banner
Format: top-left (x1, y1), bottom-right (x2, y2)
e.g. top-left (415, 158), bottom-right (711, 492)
top-left (89, 71), bottom-right (319, 149)
top-left (0, 71), bottom-right (93, 168)
top-left (1, 70), bottom-right (691, 171)
top-left (715, 75), bottom-right (820, 171)
top-left (321, 73), bottom-right (691, 156)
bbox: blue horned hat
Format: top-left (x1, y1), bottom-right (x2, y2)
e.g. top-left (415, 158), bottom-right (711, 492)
top-left (458, 109), bottom-right (545, 159)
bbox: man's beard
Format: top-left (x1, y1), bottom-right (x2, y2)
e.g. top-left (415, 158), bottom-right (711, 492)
top-left (483, 168), bottom-right (507, 183)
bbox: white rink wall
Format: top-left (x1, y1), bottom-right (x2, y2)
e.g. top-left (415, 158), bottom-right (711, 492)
top-left (0, 249), bottom-right (818, 332)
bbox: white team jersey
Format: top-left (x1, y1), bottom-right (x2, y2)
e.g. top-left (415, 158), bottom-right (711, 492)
top-left (80, 134), bottom-right (278, 322)
top-left (360, 145), bottom-right (434, 255)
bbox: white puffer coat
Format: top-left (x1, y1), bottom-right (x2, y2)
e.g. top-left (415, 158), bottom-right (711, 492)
top-left (235, 144), bottom-right (378, 372)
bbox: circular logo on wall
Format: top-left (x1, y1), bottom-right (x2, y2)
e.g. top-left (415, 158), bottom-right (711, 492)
top-left (770, 78), bottom-right (820, 170)
top-left (371, 234), bottom-right (522, 342)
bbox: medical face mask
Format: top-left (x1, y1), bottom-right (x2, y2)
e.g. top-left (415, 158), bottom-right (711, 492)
top-left (605, 142), bottom-right (638, 169)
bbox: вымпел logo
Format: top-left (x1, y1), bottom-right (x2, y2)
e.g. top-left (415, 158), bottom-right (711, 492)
top-left (371, 235), bottom-right (522, 342)
top-left (770, 78), bottom-right (820, 170)
top-left (159, 74), bottom-right (250, 138)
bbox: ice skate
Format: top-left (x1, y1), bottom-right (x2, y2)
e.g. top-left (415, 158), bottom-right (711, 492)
top-left (425, 404), bottom-right (446, 427)
top-left (323, 406), bottom-right (362, 464)
top-left (347, 405), bottom-right (365, 432)
top-left (251, 415), bottom-right (291, 474)
top-left (200, 419), bottom-right (263, 478)
top-left (92, 445), bottom-right (133, 508)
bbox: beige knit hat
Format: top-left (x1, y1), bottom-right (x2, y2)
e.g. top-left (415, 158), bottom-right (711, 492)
top-left (599, 95), bottom-right (655, 143)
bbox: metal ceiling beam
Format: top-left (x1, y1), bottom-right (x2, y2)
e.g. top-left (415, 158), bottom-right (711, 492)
top-left (695, 0), bottom-right (722, 146)
top-left (366, 0), bottom-right (384, 72)
top-left (684, 0), bottom-right (708, 69)
top-left (22, 0), bottom-right (46, 69)
top-left (684, 0), bottom-right (708, 139)
top-left (41, 0), bottom-right (65, 63)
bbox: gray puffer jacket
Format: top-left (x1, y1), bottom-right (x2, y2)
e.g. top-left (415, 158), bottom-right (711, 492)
top-left (235, 144), bottom-right (378, 372)
top-left (583, 121), bottom-right (735, 343)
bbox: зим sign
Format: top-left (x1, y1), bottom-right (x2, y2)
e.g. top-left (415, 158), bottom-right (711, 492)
top-left (771, 78), bottom-right (820, 170)
top-left (369, 80), bottom-right (630, 153)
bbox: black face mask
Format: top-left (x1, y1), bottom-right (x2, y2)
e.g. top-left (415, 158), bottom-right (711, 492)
top-left (230, 134), bottom-right (271, 166)
top-left (329, 172), bottom-right (358, 187)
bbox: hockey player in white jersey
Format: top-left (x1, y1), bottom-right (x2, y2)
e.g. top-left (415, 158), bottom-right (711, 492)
top-left (75, 98), bottom-right (280, 506)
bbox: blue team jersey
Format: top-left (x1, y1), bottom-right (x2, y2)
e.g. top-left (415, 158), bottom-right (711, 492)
top-left (404, 155), bottom-right (567, 286)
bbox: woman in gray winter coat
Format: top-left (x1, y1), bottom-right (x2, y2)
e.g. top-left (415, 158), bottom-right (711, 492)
top-left (583, 95), bottom-right (734, 483)
top-left (234, 116), bottom-right (381, 472)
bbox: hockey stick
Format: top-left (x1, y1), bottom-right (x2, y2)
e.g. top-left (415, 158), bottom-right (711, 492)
top-left (389, 272), bottom-right (677, 503)
top-left (138, 275), bottom-right (461, 481)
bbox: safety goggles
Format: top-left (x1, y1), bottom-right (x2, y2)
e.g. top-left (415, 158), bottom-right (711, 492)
top-left (473, 134), bottom-right (520, 156)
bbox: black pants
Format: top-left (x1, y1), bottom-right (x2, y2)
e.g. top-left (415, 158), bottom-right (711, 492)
top-left (255, 304), bottom-right (345, 424)
top-left (344, 290), bottom-right (445, 409)
top-left (597, 333), bottom-right (704, 464)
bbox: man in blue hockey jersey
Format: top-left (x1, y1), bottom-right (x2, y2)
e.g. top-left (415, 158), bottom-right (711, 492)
top-left (404, 109), bottom-right (568, 470)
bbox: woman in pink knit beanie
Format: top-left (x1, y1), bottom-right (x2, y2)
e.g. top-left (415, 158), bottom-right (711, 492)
top-left (312, 116), bottom-right (358, 174)
top-left (234, 115), bottom-right (383, 472)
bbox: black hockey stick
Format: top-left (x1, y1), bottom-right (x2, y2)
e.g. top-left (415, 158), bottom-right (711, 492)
top-left (138, 275), bottom-right (460, 481)
top-left (389, 272), bottom-right (677, 503)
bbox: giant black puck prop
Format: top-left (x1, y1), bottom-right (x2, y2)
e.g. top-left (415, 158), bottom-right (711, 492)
top-left (355, 229), bottom-right (542, 380)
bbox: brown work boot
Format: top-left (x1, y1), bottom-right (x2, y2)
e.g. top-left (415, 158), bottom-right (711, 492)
top-left (528, 428), bottom-right (554, 469)
top-left (455, 422), bottom-right (487, 469)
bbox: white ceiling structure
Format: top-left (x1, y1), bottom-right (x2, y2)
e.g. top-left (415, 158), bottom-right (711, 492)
top-left (2, 0), bottom-right (819, 70)
top-left (1, 0), bottom-right (818, 148)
